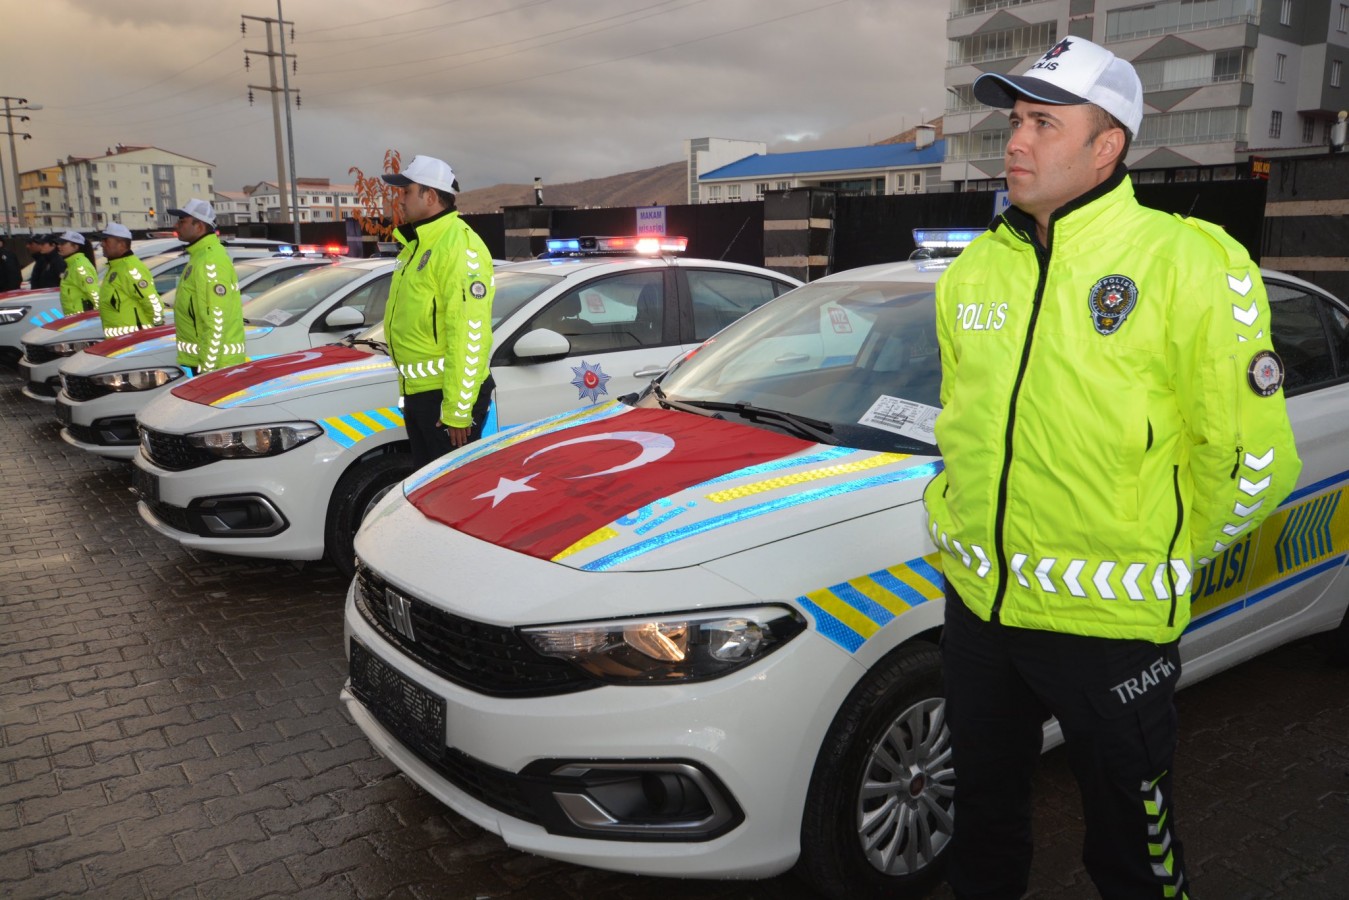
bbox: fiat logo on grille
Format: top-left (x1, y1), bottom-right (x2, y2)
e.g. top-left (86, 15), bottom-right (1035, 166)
top-left (385, 587), bottom-right (417, 642)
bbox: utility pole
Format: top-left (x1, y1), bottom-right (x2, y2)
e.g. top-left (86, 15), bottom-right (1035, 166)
top-left (1, 96), bottom-right (41, 238)
top-left (243, 12), bottom-right (300, 241)
top-left (277, 0), bottom-right (301, 246)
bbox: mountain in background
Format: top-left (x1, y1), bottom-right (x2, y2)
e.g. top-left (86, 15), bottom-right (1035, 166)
top-left (454, 121), bottom-right (942, 213)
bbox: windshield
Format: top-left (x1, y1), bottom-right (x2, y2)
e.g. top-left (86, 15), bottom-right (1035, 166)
top-left (493, 271), bottom-right (563, 326)
top-left (241, 265), bottom-right (370, 326)
top-left (644, 280), bottom-right (942, 454)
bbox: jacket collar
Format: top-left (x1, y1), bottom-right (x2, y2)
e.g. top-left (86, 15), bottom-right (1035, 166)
top-left (995, 163), bottom-right (1132, 254)
top-left (395, 207), bottom-right (457, 246)
top-left (186, 232), bottom-right (223, 256)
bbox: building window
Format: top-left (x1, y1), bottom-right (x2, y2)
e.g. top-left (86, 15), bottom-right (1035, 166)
top-left (1107, 0), bottom-right (1258, 42)
top-left (1334, 60), bottom-right (1344, 87)
top-left (1280, 0), bottom-right (1292, 25)
top-left (108, 180), bottom-right (117, 189)
top-left (1275, 53), bottom-right (1287, 82)
top-left (911, 171), bottom-right (925, 194)
top-left (1341, 4), bottom-right (1349, 31)
top-left (1270, 110), bottom-right (1283, 139)
top-left (140, 165), bottom-right (148, 174)
top-left (192, 183), bottom-right (201, 192)
top-left (707, 185), bottom-right (722, 202)
top-left (775, 181), bottom-right (790, 191)
top-left (727, 184), bottom-right (742, 200)
top-left (111, 196), bottom-right (119, 206)
top-left (1304, 116), bottom-right (1317, 143)
top-left (950, 21), bottom-right (1057, 66)
top-left (754, 182), bottom-right (769, 200)
top-left (1135, 106), bottom-right (1249, 147)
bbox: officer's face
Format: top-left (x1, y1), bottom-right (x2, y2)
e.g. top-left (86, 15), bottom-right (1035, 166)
top-left (400, 184), bottom-right (436, 223)
top-left (177, 215), bottom-right (207, 242)
top-left (57, 240), bottom-right (80, 258)
top-left (1004, 99), bottom-right (1123, 225)
top-left (102, 236), bottom-right (130, 257)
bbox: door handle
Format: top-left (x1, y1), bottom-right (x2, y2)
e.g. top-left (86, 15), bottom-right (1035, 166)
top-left (633, 366), bottom-right (667, 378)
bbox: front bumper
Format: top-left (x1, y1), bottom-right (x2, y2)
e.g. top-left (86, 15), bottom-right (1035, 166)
top-left (341, 578), bottom-right (859, 879)
top-left (58, 384), bottom-right (173, 459)
top-left (131, 434), bottom-right (353, 561)
top-left (19, 357), bottom-right (62, 404)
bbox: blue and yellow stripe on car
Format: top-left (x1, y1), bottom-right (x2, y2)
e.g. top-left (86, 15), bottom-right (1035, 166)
top-left (797, 555), bottom-right (945, 653)
top-left (321, 406), bottom-right (405, 449)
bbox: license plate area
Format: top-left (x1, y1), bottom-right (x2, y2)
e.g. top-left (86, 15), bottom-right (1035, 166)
top-left (131, 466), bottom-right (160, 503)
top-left (350, 640), bottom-right (446, 762)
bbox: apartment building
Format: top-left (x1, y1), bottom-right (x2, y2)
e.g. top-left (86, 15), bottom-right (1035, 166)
top-left (60, 144), bottom-right (214, 229)
top-left (943, 0), bottom-right (1349, 186)
top-left (243, 178), bottom-right (360, 224)
top-left (18, 165), bottom-right (68, 230)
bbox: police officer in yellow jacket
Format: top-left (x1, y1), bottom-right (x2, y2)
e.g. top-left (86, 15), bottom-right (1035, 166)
top-left (925, 39), bottom-right (1300, 899)
top-left (97, 223), bottom-right (164, 336)
top-left (167, 199), bottom-right (244, 374)
top-left (55, 231), bottom-right (100, 315)
top-left (381, 155), bottom-right (495, 468)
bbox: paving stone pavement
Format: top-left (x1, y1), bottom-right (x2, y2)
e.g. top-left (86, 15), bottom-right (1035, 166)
top-left (1, 368), bottom-right (1347, 900)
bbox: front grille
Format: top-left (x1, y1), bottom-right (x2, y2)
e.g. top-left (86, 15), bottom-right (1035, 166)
top-left (438, 747), bottom-right (540, 824)
top-left (23, 342), bottom-right (61, 365)
top-left (65, 422), bottom-right (100, 445)
top-left (62, 374), bottom-right (111, 402)
top-left (140, 427), bottom-right (217, 471)
top-left (25, 377), bottom-right (57, 397)
top-left (355, 565), bottom-right (596, 698)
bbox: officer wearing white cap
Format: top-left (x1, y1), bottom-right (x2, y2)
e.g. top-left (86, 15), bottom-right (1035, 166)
top-left (55, 230), bottom-right (100, 315)
top-left (380, 155), bottom-right (495, 467)
top-left (166, 198), bottom-right (243, 373)
top-left (97, 223), bottom-right (164, 336)
top-left (925, 37), bottom-right (1300, 899)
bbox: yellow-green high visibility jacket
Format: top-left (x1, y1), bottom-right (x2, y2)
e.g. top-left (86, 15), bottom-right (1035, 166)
top-left (923, 169), bottom-right (1301, 643)
top-left (99, 253), bottom-right (164, 336)
top-left (385, 208), bottom-right (494, 428)
top-left (174, 233), bottom-right (245, 373)
top-left (59, 253), bottom-right (100, 316)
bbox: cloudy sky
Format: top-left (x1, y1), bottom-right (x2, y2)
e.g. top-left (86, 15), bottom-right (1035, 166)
top-left (12, 0), bottom-right (949, 193)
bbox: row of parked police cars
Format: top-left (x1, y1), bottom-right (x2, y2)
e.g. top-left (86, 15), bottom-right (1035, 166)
top-left (4, 229), bottom-right (1349, 898)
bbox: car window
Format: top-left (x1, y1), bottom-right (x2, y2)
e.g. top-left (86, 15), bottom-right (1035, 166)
top-left (526, 270), bottom-right (666, 354)
top-left (1266, 281), bottom-right (1341, 395)
top-left (492, 271), bottom-right (563, 327)
top-left (241, 265), bottom-right (371, 327)
top-left (153, 259), bottom-right (188, 295)
top-left (687, 269), bottom-right (790, 341)
top-left (331, 273), bottom-right (392, 326)
top-left (244, 262), bottom-right (323, 296)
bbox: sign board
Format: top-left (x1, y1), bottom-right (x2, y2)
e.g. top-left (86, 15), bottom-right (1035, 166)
top-left (636, 206), bottom-right (666, 235)
top-left (993, 190), bottom-right (1012, 218)
top-left (1250, 157), bottom-right (1271, 180)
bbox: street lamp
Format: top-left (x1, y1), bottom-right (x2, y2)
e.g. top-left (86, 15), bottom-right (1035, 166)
top-left (1, 97), bottom-right (42, 238)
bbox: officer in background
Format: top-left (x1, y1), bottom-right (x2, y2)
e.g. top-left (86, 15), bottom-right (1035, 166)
top-left (0, 236), bottom-right (21, 292)
top-left (55, 231), bottom-right (100, 315)
top-left (380, 155), bottom-right (495, 468)
top-left (30, 234), bottom-right (64, 289)
top-left (97, 223), bottom-right (164, 336)
top-left (166, 199), bottom-right (243, 374)
top-left (924, 38), bottom-right (1301, 899)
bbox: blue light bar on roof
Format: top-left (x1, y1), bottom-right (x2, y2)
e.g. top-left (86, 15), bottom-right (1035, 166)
top-left (912, 228), bottom-right (985, 249)
top-left (546, 238), bottom-right (582, 253)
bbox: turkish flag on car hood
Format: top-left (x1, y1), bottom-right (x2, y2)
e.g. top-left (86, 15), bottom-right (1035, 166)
top-left (406, 406), bottom-right (811, 561)
top-left (88, 323), bottom-right (175, 356)
top-left (171, 344), bottom-right (372, 406)
top-left (42, 310), bottom-right (100, 331)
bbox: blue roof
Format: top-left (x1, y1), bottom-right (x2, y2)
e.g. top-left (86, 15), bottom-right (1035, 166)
top-left (701, 141), bottom-right (945, 180)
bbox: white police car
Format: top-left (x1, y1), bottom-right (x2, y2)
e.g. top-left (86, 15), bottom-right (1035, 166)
top-left (17, 256), bottom-right (334, 403)
top-left (130, 238), bottom-right (800, 576)
top-left (0, 287), bottom-right (61, 367)
top-left (341, 258), bottom-right (1349, 898)
top-left (56, 258), bottom-right (395, 459)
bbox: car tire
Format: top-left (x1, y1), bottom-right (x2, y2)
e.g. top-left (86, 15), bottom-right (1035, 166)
top-left (325, 452), bottom-right (414, 580)
top-left (796, 642), bottom-right (953, 900)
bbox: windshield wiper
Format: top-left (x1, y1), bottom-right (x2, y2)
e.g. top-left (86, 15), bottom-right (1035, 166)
top-left (654, 386), bottom-right (835, 443)
top-left (343, 336), bottom-right (389, 354)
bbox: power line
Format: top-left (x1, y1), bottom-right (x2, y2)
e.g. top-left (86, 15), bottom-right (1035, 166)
top-left (302, 0), bottom-right (469, 36)
top-left (43, 38), bottom-right (245, 111)
top-left (302, 0), bottom-right (557, 44)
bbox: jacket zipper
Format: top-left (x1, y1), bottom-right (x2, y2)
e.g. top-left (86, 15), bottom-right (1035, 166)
top-left (1166, 465), bottom-right (1183, 627)
top-left (990, 238), bottom-right (1050, 622)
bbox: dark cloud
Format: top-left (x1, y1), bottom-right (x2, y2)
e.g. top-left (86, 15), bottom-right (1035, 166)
top-left (13, 0), bottom-right (946, 194)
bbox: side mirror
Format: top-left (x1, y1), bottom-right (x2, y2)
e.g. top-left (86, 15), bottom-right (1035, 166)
top-left (513, 328), bottom-right (571, 360)
top-left (323, 306), bottom-right (365, 330)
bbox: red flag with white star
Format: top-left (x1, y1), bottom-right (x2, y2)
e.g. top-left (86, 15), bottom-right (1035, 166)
top-left (406, 407), bottom-right (810, 559)
top-left (170, 345), bottom-right (370, 405)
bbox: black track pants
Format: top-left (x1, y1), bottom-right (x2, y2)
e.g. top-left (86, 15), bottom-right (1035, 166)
top-left (404, 377), bottom-right (494, 470)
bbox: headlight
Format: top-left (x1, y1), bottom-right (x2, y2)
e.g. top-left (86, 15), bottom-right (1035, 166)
top-left (90, 368), bottom-right (184, 391)
top-left (186, 422), bottom-right (323, 459)
top-left (50, 339), bottom-right (102, 356)
top-left (521, 605), bottom-right (806, 683)
top-left (0, 306), bottom-right (29, 325)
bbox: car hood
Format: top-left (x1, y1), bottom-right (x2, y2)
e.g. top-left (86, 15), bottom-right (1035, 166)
top-left (80, 323), bottom-right (277, 365)
top-left (24, 311), bottom-right (103, 343)
top-left (169, 343), bottom-right (393, 409)
top-left (394, 401), bottom-right (940, 572)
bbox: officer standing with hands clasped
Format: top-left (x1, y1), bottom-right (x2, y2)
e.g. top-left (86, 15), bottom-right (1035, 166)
top-left (924, 38), bottom-right (1302, 899)
top-left (56, 230), bottom-right (100, 315)
top-left (97, 223), bottom-right (164, 336)
top-left (381, 155), bottom-right (495, 469)
top-left (167, 199), bottom-right (243, 375)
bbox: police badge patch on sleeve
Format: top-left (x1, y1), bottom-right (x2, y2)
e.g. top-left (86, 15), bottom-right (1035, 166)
top-left (138, 280), bottom-right (148, 288)
top-left (213, 284), bottom-right (227, 296)
top-left (1247, 349), bottom-right (1285, 396)
top-left (1088, 274), bottom-right (1138, 335)
top-left (418, 249), bottom-right (432, 271)
top-left (470, 280), bottom-right (487, 298)
top-left (85, 277), bottom-right (95, 284)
